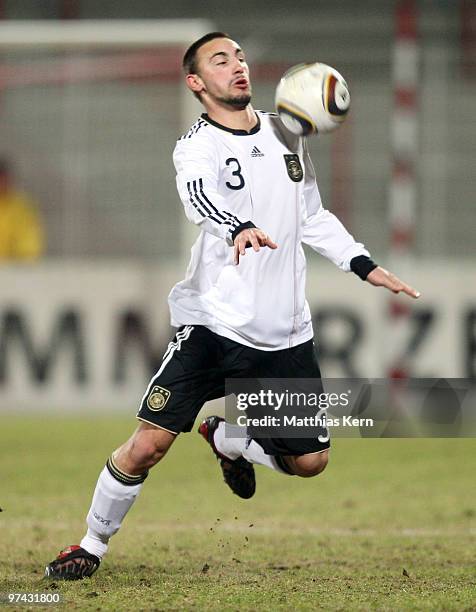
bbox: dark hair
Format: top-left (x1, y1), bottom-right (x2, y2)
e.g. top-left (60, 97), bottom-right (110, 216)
top-left (182, 31), bottom-right (231, 75)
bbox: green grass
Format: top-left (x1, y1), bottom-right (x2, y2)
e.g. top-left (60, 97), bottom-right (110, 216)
top-left (1, 416), bottom-right (475, 611)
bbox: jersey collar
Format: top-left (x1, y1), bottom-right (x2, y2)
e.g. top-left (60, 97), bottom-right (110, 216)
top-left (201, 113), bottom-right (261, 136)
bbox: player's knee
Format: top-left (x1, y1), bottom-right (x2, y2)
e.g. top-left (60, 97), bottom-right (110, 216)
top-left (130, 440), bottom-right (166, 470)
top-left (116, 423), bottom-right (176, 472)
top-left (133, 429), bottom-right (175, 468)
top-left (292, 450), bottom-right (329, 478)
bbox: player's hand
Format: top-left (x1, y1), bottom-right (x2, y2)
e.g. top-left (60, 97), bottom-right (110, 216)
top-left (233, 228), bottom-right (278, 265)
top-left (366, 266), bottom-right (420, 299)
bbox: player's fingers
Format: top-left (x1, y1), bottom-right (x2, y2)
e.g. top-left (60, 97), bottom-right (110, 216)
top-left (255, 231), bottom-right (278, 249)
top-left (400, 283), bottom-right (421, 299)
top-left (388, 276), bottom-right (420, 299)
top-left (368, 267), bottom-right (420, 298)
top-left (386, 274), bottom-right (411, 296)
top-left (239, 235), bottom-right (247, 256)
top-left (234, 242), bottom-right (240, 265)
top-left (383, 272), bottom-right (403, 291)
top-left (264, 235), bottom-right (278, 249)
top-left (248, 232), bottom-right (261, 252)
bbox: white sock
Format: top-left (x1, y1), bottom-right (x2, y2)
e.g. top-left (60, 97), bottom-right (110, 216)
top-left (214, 422), bottom-right (247, 459)
top-left (242, 440), bottom-right (288, 473)
top-left (214, 421), bottom-right (288, 474)
top-left (80, 466), bottom-right (144, 559)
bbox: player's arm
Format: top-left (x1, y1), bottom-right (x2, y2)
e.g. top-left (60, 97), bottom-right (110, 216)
top-left (174, 138), bottom-right (252, 243)
top-left (301, 146), bottom-right (419, 299)
top-left (173, 138), bottom-right (276, 264)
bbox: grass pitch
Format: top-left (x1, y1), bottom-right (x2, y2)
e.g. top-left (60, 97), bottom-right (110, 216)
top-left (0, 415), bottom-right (475, 611)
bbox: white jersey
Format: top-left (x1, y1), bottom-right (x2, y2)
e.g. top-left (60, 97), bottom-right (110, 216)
top-left (169, 111), bottom-right (370, 350)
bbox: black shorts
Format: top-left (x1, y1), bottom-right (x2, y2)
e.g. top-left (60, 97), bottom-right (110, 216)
top-left (137, 325), bottom-right (330, 456)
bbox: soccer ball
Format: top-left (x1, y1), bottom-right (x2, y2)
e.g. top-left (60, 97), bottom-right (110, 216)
top-left (275, 62), bottom-right (350, 136)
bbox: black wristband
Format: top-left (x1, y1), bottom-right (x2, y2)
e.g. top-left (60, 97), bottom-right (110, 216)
top-left (350, 255), bottom-right (378, 281)
top-left (231, 221), bottom-right (257, 243)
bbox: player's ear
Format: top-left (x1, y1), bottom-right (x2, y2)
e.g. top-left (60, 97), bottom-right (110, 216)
top-left (186, 73), bottom-right (205, 96)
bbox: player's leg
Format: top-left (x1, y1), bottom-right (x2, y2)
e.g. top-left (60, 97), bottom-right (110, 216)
top-left (207, 418), bottom-right (289, 474)
top-left (45, 325), bottom-right (223, 580)
top-left (210, 422), bottom-right (330, 477)
top-left (113, 421), bottom-right (175, 474)
top-left (199, 337), bottom-right (296, 479)
top-left (278, 449), bottom-right (329, 477)
top-left (79, 422), bottom-right (176, 560)
top-left (45, 422), bottom-right (175, 580)
top-left (202, 337), bottom-right (330, 479)
top-left (248, 339), bottom-right (331, 478)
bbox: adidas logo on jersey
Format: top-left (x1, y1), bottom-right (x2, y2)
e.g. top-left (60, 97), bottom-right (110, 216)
top-left (251, 146), bottom-right (264, 157)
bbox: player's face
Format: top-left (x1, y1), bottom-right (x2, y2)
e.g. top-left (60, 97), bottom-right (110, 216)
top-left (194, 38), bottom-right (252, 108)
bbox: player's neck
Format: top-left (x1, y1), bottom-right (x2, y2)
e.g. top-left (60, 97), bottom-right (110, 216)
top-left (205, 105), bottom-right (257, 133)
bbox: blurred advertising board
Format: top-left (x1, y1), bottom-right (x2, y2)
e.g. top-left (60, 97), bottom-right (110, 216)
top-left (0, 260), bottom-right (474, 410)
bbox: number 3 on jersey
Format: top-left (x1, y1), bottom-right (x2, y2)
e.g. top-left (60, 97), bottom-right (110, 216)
top-left (225, 158), bottom-right (245, 190)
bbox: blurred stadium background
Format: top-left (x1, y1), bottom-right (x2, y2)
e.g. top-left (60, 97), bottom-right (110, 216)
top-left (0, 1), bottom-right (474, 412)
top-left (0, 2), bottom-right (475, 610)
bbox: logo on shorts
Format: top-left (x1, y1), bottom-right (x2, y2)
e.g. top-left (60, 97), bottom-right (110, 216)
top-left (284, 154), bottom-right (303, 182)
top-left (147, 385), bottom-right (171, 411)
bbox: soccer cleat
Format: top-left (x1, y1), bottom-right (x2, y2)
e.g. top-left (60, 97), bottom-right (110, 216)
top-left (44, 545), bottom-right (100, 580)
top-left (198, 416), bottom-right (256, 499)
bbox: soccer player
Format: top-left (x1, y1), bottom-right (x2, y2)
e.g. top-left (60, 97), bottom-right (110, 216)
top-left (45, 32), bottom-right (420, 579)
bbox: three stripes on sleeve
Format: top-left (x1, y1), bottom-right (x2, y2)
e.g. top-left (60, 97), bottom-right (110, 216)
top-left (186, 178), bottom-right (242, 231)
